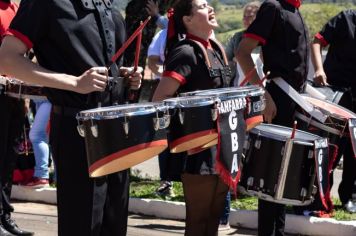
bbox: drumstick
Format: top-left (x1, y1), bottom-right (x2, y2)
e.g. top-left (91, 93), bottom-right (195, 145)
top-left (133, 22), bottom-right (143, 72)
top-left (239, 67), bottom-right (256, 87)
top-left (291, 120), bottom-right (297, 139)
top-left (126, 22), bottom-right (143, 102)
top-left (108, 16), bottom-right (151, 68)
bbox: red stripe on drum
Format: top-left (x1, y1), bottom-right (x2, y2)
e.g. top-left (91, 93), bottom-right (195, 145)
top-left (246, 115), bottom-right (264, 131)
top-left (169, 129), bottom-right (217, 151)
top-left (89, 139), bottom-right (168, 176)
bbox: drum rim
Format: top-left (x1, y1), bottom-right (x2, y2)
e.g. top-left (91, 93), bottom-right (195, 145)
top-left (163, 95), bottom-right (215, 108)
top-left (249, 123), bottom-right (323, 143)
top-left (301, 94), bottom-right (356, 120)
top-left (77, 102), bottom-right (167, 120)
top-left (179, 85), bottom-right (264, 97)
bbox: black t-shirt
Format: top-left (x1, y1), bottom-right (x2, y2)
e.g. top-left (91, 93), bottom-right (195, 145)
top-left (315, 10), bottom-right (356, 91)
top-left (8, 0), bottom-right (126, 108)
top-left (163, 35), bottom-right (233, 175)
top-left (244, 0), bottom-right (309, 89)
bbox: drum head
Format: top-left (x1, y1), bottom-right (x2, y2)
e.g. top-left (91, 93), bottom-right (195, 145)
top-left (250, 123), bottom-right (322, 143)
top-left (77, 102), bottom-right (166, 120)
top-left (302, 95), bottom-right (356, 120)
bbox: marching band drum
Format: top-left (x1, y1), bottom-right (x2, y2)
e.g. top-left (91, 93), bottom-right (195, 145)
top-left (75, 83), bottom-right (353, 211)
top-left (76, 103), bottom-right (169, 177)
top-left (240, 124), bottom-right (325, 205)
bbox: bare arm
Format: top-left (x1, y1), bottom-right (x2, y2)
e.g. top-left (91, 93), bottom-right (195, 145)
top-left (151, 76), bottom-right (180, 102)
top-left (236, 37), bottom-right (276, 123)
top-left (147, 55), bottom-right (162, 77)
top-left (0, 36), bottom-right (108, 94)
top-left (311, 38), bottom-right (328, 86)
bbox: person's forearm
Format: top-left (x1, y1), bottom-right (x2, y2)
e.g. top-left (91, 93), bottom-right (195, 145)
top-left (0, 54), bottom-right (76, 90)
top-left (311, 40), bottom-right (324, 72)
top-left (236, 47), bottom-right (261, 85)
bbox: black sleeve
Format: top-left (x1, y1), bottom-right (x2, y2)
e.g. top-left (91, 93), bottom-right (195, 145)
top-left (163, 44), bottom-right (196, 84)
top-left (319, 10), bottom-right (348, 45)
top-left (9, 0), bottom-right (50, 49)
top-left (245, 0), bottom-right (278, 45)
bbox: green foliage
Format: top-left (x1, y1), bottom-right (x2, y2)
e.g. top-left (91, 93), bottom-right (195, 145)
top-left (300, 3), bottom-right (355, 39)
top-left (215, 3), bottom-right (356, 43)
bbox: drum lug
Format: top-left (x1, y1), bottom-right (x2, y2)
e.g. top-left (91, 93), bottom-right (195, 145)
top-left (244, 137), bottom-right (250, 150)
top-left (179, 109), bottom-right (185, 125)
top-left (259, 179), bottom-right (264, 189)
top-left (153, 114), bottom-right (171, 131)
top-left (254, 139), bottom-right (261, 149)
top-left (280, 146), bottom-right (285, 156)
top-left (300, 188), bottom-right (307, 198)
top-left (77, 124), bottom-right (85, 137)
top-left (312, 185), bottom-right (318, 195)
top-left (90, 120), bottom-right (98, 138)
top-left (247, 177), bottom-right (254, 187)
top-left (211, 108), bottom-right (218, 121)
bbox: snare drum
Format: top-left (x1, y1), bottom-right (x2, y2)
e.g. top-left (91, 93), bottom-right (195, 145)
top-left (295, 94), bottom-right (356, 145)
top-left (76, 103), bottom-right (169, 177)
top-left (5, 78), bottom-right (45, 100)
top-left (178, 86), bottom-right (265, 151)
top-left (164, 96), bottom-right (217, 153)
top-left (240, 124), bottom-right (323, 205)
top-left (181, 85), bottom-right (265, 131)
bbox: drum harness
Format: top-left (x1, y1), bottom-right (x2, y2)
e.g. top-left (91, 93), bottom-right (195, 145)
top-left (81, 0), bottom-right (125, 107)
top-left (175, 38), bottom-right (233, 90)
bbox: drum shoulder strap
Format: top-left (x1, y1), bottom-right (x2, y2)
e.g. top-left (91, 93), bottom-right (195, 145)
top-left (176, 39), bottom-right (232, 86)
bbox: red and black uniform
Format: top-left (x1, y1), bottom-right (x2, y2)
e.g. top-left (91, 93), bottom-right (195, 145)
top-left (162, 34), bottom-right (233, 236)
top-left (8, 0), bottom-right (129, 235)
top-left (243, 0), bottom-right (308, 235)
top-left (315, 10), bottom-right (356, 206)
top-left (0, 0), bottom-right (26, 232)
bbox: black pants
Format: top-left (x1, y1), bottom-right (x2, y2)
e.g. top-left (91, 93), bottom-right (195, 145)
top-left (257, 81), bottom-right (296, 236)
top-left (0, 96), bottom-right (24, 218)
top-left (331, 137), bottom-right (356, 205)
top-left (50, 109), bottom-right (129, 236)
top-left (181, 173), bottom-right (228, 236)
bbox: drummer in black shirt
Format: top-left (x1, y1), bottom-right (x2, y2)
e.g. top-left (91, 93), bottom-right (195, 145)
top-left (152, 0), bottom-right (234, 235)
top-left (237, 0), bottom-right (309, 235)
top-left (311, 10), bottom-right (356, 213)
top-left (0, 0), bottom-right (142, 235)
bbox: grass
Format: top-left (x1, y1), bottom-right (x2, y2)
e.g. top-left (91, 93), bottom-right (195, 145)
top-left (130, 176), bottom-right (356, 221)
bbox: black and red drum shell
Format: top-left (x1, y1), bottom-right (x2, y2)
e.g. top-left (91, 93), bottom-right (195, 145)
top-left (77, 103), bottom-right (168, 177)
top-left (164, 96), bottom-right (217, 153)
top-left (241, 124), bottom-right (321, 205)
top-left (181, 85), bottom-right (265, 131)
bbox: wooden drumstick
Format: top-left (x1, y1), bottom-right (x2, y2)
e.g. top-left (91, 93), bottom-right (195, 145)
top-left (133, 22), bottom-right (143, 72)
top-left (291, 120), bottom-right (297, 139)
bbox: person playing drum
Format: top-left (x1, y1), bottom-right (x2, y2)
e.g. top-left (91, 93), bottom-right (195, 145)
top-left (152, 0), bottom-right (234, 235)
top-left (0, 0), bottom-right (34, 235)
top-left (237, 0), bottom-right (309, 235)
top-left (311, 10), bottom-right (356, 213)
top-left (0, 0), bottom-right (142, 235)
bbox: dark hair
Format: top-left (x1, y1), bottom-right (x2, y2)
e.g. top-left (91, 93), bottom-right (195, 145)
top-left (165, 0), bottom-right (194, 56)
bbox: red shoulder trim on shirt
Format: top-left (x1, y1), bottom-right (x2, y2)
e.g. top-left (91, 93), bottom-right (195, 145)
top-left (243, 33), bottom-right (266, 45)
top-left (314, 33), bottom-right (329, 47)
top-left (162, 71), bottom-right (186, 85)
top-left (285, 0), bottom-right (301, 8)
top-left (5, 29), bottom-right (33, 50)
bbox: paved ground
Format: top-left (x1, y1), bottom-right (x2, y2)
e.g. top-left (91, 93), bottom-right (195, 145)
top-left (12, 202), bottom-right (258, 236)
